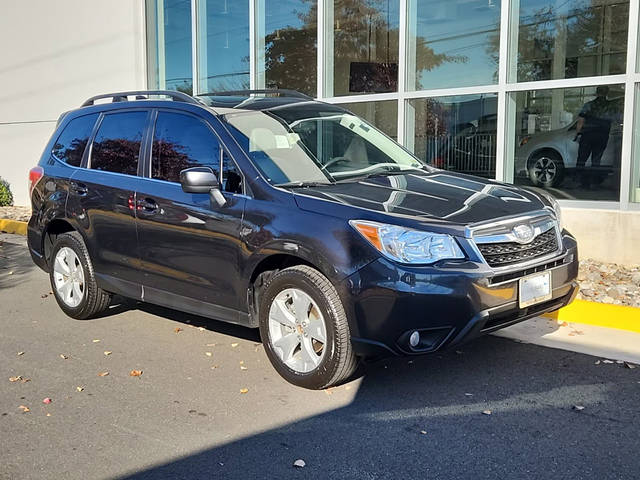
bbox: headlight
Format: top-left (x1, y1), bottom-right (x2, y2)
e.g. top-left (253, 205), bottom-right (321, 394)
top-left (538, 191), bottom-right (563, 229)
top-left (350, 220), bottom-right (465, 265)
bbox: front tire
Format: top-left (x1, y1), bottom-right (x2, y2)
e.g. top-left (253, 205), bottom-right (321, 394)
top-left (49, 231), bottom-right (111, 319)
top-left (258, 265), bottom-right (358, 390)
top-left (528, 152), bottom-right (565, 188)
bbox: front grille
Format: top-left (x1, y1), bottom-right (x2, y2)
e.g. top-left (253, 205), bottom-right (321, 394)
top-left (477, 229), bottom-right (558, 268)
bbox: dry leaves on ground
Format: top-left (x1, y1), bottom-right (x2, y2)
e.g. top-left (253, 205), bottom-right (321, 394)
top-left (174, 327), bottom-right (183, 334)
top-left (240, 388), bottom-right (248, 394)
top-left (129, 370), bottom-right (143, 377)
top-left (98, 371), bottom-right (109, 377)
top-left (18, 405), bottom-right (30, 413)
top-left (104, 351), bottom-right (112, 356)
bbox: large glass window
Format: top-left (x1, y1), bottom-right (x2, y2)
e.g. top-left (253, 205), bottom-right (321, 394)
top-left (52, 114), bottom-right (99, 167)
top-left (512, 0), bottom-right (629, 82)
top-left (632, 85), bottom-right (640, 203)
top-left (197, 0), bottom-right (250, 93)
top-left (341, 100), bottom-right (398, 139)
top-left (511, 84), bottom-right (624, 201)
top-left (90, 112), bottom-right (148, 176)
top-left (146, 0), bottom-right (193, 93)
top-left (407, 0), bottom-right (501, 91)
top-left (260, 0), bottom-right (318, 96)
top-left (331, 0), bottom-right (399, 96)
top-left (407, 94), bottom-right (498, 179)
top-left (152, 112), bottom-right (221, 183)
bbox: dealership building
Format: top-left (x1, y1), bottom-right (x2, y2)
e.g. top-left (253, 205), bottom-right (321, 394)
top-left (2, 0), bottom-right (640, 263)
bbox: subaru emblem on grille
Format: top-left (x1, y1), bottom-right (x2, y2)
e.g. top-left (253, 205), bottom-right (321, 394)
top-left (512, 224), bottom-right (535, 244)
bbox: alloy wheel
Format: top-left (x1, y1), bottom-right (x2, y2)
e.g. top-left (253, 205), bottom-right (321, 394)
top-left (52, 247), bottom-right (85, 308)
top-left (267, 288), bottom-right (327, 374)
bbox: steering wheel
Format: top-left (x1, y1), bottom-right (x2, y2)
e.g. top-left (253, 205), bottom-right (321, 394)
top-left (321, 156), bottom-right (352, 171)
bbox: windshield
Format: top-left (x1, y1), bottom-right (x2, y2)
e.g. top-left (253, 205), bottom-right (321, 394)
top-left (221, 104), bottom-right (426, 185)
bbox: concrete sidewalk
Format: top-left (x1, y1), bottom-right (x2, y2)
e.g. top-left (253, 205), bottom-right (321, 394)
top-left (495, 317), bottom-right (640, 365)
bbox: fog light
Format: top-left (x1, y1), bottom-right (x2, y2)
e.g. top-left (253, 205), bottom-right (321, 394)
top-left (409, 331), bottom-right (420, 348)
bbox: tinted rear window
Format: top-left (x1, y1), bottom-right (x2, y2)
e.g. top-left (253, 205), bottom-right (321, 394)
top-left (51, 114), bottom-right (98, 166)
top-left (90, 111), bottom-right (148, 175)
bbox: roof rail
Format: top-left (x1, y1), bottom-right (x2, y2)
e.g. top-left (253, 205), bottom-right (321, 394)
top-left (81, 90), bottom-right (200, 107)
top-left (197, 89), bottom-right (313, 100)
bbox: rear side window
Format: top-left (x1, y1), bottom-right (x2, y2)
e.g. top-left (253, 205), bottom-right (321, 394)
top-left (51, 113), bottom-right (98, 166)
top-left (152, 112), bottom-right (221, 183)
top-left (90, 111), bottom-right (147, 175)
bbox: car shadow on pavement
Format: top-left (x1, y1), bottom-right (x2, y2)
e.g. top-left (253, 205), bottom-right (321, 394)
top-left (0, 239), bottom-right (35, 290)
top-left (115, 335), bottom-right (639, 479)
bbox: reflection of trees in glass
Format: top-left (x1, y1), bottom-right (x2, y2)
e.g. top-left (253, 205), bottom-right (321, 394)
top-left (152, 141), bottom-right (215, 183)
top-left (486, 1), bottom-right (628, 82)
top-left (92, 139), bottom-right (140, 176)
top-left (53, 139), bottom-right (88, 166)
top-left (263, 0), bottom-right (460, 95)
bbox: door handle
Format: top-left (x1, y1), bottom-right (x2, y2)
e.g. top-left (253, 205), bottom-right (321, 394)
top-left (70, 181), bottom-right (88, 196)
top-left (137, 197), bottom-right (159, 214)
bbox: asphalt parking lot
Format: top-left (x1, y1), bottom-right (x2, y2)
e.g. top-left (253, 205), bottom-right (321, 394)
top-left (1, 233), bottom-right (639, 480)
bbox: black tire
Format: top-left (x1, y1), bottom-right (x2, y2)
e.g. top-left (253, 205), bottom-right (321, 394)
top-left (258, 265), bottom-right (358, 390)
top-left (48, 231), bottom-right (111, 319)
top-left (528, 151), bottom-right (565, 188)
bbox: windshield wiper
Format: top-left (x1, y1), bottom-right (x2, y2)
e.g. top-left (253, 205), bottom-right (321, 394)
top-left (337, 167), bottom-right (425, 183)
top-left (273, 181), bottom-right (334, 188)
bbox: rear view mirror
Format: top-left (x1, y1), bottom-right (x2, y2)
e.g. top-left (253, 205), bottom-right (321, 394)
top-left (180, 167), bottom-right (218, 193)
top-left (179, 167), bottom-right (226, 207)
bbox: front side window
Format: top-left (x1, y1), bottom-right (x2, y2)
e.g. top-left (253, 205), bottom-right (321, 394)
top-left (222, 103), bottom-right (425, 185)
top-left (52, 114), bottom-right (99, 166)
top-left (90, 112), bottom-right (147, 175)
top-left (152, 112), bottom-right (221, 183)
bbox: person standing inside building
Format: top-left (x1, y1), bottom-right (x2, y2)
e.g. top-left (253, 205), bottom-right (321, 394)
top-left (574, 86), bottom-right (613, 188)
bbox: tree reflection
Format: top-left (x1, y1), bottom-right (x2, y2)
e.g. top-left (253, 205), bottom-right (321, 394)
top-left (91, 139), bottom-right (141, 176)
top-left (53, 138), bottom-right (88, 167)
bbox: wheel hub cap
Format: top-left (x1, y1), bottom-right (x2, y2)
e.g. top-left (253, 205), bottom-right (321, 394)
top-left (268, 288), bottom-right (327, 374)
top-left (52, 247), bottom-right (85, 308)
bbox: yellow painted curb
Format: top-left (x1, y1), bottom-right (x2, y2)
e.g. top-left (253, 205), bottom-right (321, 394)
top-left (0, 218), bottom-right (27, 235)
top-left (544, 299), bottom-right (640, 334)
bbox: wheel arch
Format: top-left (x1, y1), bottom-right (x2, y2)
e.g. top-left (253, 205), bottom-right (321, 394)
top-left (42, 218), bottom-right (76, 267)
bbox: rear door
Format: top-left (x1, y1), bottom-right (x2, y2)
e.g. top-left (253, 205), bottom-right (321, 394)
top-left (134, 110), bottom-right (247, 322)
top-left (67, 109), bottom-right (150, 292)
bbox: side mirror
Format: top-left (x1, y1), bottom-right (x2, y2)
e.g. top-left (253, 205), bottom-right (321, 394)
top-left (179, 167), bottom-right (226, 207)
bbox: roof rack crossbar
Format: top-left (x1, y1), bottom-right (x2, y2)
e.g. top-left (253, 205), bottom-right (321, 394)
top-left (81, 90), bottom-right (200, 107)
top-left (197, 89), bottom-right (313, 100)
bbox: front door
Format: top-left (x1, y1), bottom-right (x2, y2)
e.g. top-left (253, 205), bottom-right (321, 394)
top-left (135, 110), bottom-right (247, 323)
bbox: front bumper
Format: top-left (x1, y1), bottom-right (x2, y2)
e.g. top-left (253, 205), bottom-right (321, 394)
top-left (340, 232), bottom-right (579, 357)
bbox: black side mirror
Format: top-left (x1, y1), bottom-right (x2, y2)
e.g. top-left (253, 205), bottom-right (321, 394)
top-left (179, 167), bottom-right (226, 207)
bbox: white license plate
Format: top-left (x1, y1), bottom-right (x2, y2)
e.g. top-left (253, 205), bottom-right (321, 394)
top-left (518, 272), bottom-right (552, 308)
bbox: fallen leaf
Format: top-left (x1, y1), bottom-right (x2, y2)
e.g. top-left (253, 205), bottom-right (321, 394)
top-left (293, 459), bottom-right (306, 468)
top-left (559, 321), bottom-right (569, 327)
top-left (231, 343), bottom-right (239, 348)
top-left (240, 366), bottom-right (248, 371)
top-left (76, 386), bottom-right (84, 392)
top-left (46, 413), bottom-right (51, 417)
top-left (482, 410), bottom-right (492, 415)
top-left (98, 371), bottom-right (109, 377)
top-left (174, 327), bottom-right (183, 334)
top-left (17, 351), bottom-right (24, 356)
top-left (198, 327), bottom-right (205, 331)
top-left (41, 294), bottom-right (48, 299)
top-left (240, 388), bottom-right (248, 394)
top-left (9, 376), bottom-right (22, 382)
top-left (624, 362), bottom-right (637, 369)
top-left (59, 354), bottom-right (68, 360)
top-left (603, 360), bottom-right (614, 364)
top-left (594, 360), bottom-right (601, 365)
top-left (211, 365), bottom-right (219, 369)
top-left (8, 271), bottom-right (13, 275)
top-left (129, 370), bottom-right (143, 377)
top-left (420, 430), bottom-right (427, 435)
top-left (325, 388), bottom-right (333, 395)
top-left (205, 352), bottom-right (212, 357)
top-left (104, 351), bottom-right (112, 356)
top-left (42, 398), bottom-right (52, 404)
top-left (206, 343), bottom-right (216, 347)
top-left (92, 339), bottom-right (100, 343)
top-left (18, 405), bottom-right (30, 413)
top-left (572, 405), bottom-right (585, 411)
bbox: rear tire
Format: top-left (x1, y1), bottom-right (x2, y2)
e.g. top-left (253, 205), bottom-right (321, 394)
top-left (258, 265), bottom-right (358, 390)
top-left (528, 151), bottom-right (565, 188)
top-left (49, 231), bottom-right (111, 319)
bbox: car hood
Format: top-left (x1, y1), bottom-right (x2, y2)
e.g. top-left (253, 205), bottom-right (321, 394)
top-left (293, 171), bottom-right (548, 225)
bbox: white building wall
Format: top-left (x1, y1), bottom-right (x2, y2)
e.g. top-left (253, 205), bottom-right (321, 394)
top-left (0, 0), bottom-right (147, 206)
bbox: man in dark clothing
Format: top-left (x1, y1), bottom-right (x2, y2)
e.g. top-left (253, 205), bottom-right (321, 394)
top-left (574, 86), bottom-right (613, 187)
